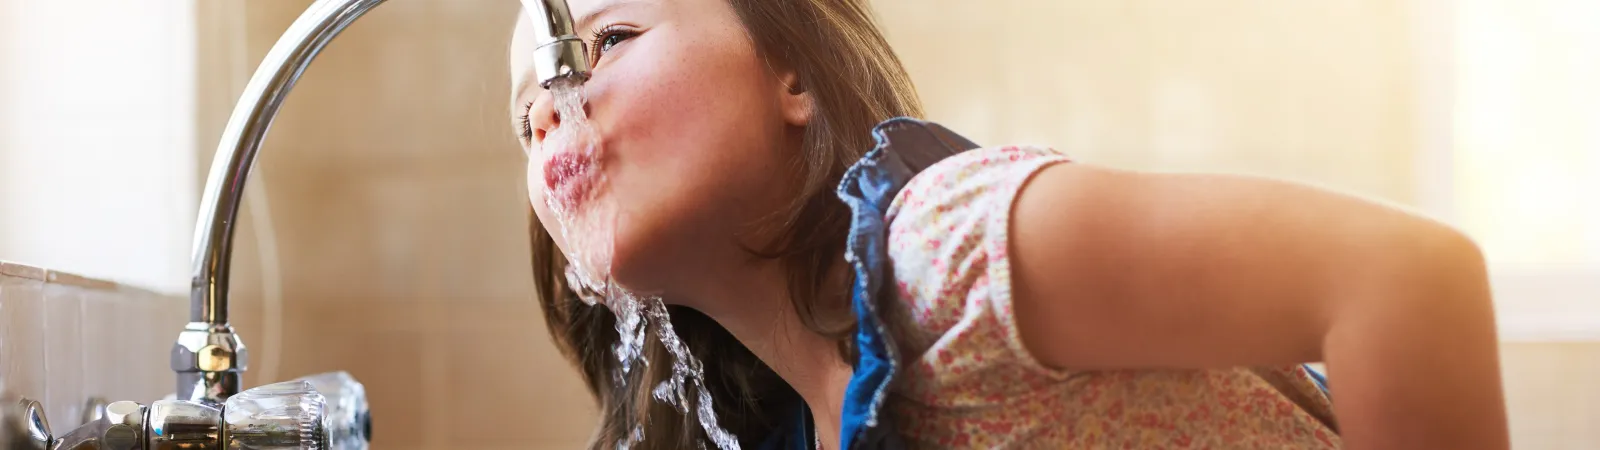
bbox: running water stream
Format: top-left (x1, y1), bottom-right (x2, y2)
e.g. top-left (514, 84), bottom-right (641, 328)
top-left (543, 77), bottom-right (741, 450)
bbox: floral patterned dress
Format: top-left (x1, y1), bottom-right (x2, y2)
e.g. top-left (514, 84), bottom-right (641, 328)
top-left (879, 145), bottom-right (1341, 449)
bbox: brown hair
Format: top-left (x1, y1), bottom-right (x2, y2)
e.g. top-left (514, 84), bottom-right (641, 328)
top-left (530, 0), bottom-right (923, 447)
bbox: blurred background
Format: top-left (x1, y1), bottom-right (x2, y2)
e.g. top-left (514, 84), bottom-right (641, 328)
top-left (0, 0), bottom-right (1595, 448)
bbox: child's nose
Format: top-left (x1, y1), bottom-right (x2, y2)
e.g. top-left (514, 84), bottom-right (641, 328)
top-left (528, 90), bottom-right (560, 145)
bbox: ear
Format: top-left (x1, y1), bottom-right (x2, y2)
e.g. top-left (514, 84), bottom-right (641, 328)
top-left (777, 69), bottom-right (814, 127)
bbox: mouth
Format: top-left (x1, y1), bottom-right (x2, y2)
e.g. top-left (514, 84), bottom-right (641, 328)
top-left (543, 150), bottom-right (597, 212)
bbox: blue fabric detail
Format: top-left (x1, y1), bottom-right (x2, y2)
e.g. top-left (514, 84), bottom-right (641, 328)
top-left (1305, 364), bottom-right (1331, 395)
top-left (832, 117), bottom-right (979, 450)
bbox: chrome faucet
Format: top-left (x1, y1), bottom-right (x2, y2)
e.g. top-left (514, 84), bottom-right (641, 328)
top-left (182, 0), bottom-right (591, 404)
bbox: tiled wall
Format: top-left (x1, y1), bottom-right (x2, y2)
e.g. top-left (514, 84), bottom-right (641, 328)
top-left (0, 261), bottom-right (187, 432)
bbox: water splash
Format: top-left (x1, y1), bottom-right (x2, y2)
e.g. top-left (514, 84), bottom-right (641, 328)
top-left (543, 77), bottom-right (614, 309)
top-left (545, 77), bottom-right (741, 450)
top-left (611, 290), bottom-right (650, 387)
top-left (645, 297), bottom-right (741, 450)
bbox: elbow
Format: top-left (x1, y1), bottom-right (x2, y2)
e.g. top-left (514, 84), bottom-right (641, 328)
top-left (1338, 220), bottom-right (1495, 324)
top-left (1422, 224), bottom-right (1490, 296)
top-left (1440, 227), bottom-right (1497, 323)
top-left (1388, 222), bottom-right (1496, 324)
top-left (1323, 223), bottom-right (1510, 449)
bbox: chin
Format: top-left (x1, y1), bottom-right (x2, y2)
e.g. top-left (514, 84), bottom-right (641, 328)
top-left (601, 234), bottom-right (671, 297)
top-left (605, 212), bottom-right (717, 300)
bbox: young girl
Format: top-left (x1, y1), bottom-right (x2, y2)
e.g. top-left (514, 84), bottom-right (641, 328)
top-left (509, 0), bottom-right (1511, 448)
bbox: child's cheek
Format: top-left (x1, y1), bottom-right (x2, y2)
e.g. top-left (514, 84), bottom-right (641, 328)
top-left (526, 153), bottom-right (545, 209)
top-left (526, 156), bottom-right (563, 249)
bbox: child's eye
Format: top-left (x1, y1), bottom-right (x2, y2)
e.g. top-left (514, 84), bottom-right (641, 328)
top-left (599, 32), bottom-right (630, 53)
top-left (590, 27), bottom-right (638, 60)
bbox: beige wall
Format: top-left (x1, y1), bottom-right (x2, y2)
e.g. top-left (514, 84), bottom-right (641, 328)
top-left (877, 0), bottom-right (1421, 204)
top-left (1501, 342), bottom-right (1600, 448)
top-left (191, 1), bottom-right (1593, 449)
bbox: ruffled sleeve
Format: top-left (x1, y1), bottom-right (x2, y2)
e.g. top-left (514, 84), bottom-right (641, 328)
top-left (883, 145), bottom-right (1074, 402)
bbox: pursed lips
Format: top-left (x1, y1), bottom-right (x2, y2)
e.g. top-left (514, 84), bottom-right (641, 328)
top-left (543, 150), bottom-right (596, 212)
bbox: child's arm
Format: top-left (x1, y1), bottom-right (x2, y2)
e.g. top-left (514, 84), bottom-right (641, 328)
top-left (1008, 163), bottom-right (1509, 449)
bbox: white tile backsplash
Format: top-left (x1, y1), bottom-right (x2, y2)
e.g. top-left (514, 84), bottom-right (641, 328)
top-left (1, 263), bottom-right (48, 402)
top-left (1, 261), bottom-right (185, 432)
top-left (42, 277), bottom-right (84, 427)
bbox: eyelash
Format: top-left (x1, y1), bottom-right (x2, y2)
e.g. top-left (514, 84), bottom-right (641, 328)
top-left (519, 100), bottom-right (535, 142)
top-left (589, 25), bottom-right (638, 63)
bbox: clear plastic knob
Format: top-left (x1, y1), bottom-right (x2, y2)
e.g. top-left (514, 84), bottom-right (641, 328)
top-left (223, 380), bottom-right (330, 449)
top-left (148, 398), bottom-right (223, 449)
top-left (295, 371), bottom-right (370, 450)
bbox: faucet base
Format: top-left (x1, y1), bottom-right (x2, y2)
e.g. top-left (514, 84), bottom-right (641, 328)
top-left (171, 323), bottom-right (248, 404)
top-left (174, 372), bottom-right (243, 407)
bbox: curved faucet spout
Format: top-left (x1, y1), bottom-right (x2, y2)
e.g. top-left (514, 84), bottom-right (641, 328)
top-left (523, 0), bottom-right (593, 87)
top-left (190, 0), bottom-right (385, 331)
top-left (182, 0), bottom-right (590, 403)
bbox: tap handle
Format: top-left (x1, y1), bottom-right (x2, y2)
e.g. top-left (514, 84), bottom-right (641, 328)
top-left (148, 398), bottom-right (224, 449)
top-left (294, 371), bottom-right (370, 449)
top-left (222, 380), bottom-right (331, 449)
top-left (16, 378), bottom-right (358, 450)
top-left (149, 372), bottom-right (371, 449)
top-left (150, 380), bottom-right (335, 450)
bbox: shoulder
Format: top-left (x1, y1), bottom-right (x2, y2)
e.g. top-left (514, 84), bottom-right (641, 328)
top-left (883, 145), bottom-right (1071, 338)
top-left (886, 145), bottom-right (1072, 229)
top-left (896, 145), bottom-right (1071, 202)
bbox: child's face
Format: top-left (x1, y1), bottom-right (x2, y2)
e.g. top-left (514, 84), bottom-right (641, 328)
top-left (510, 0), bottom-right (803, 297)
